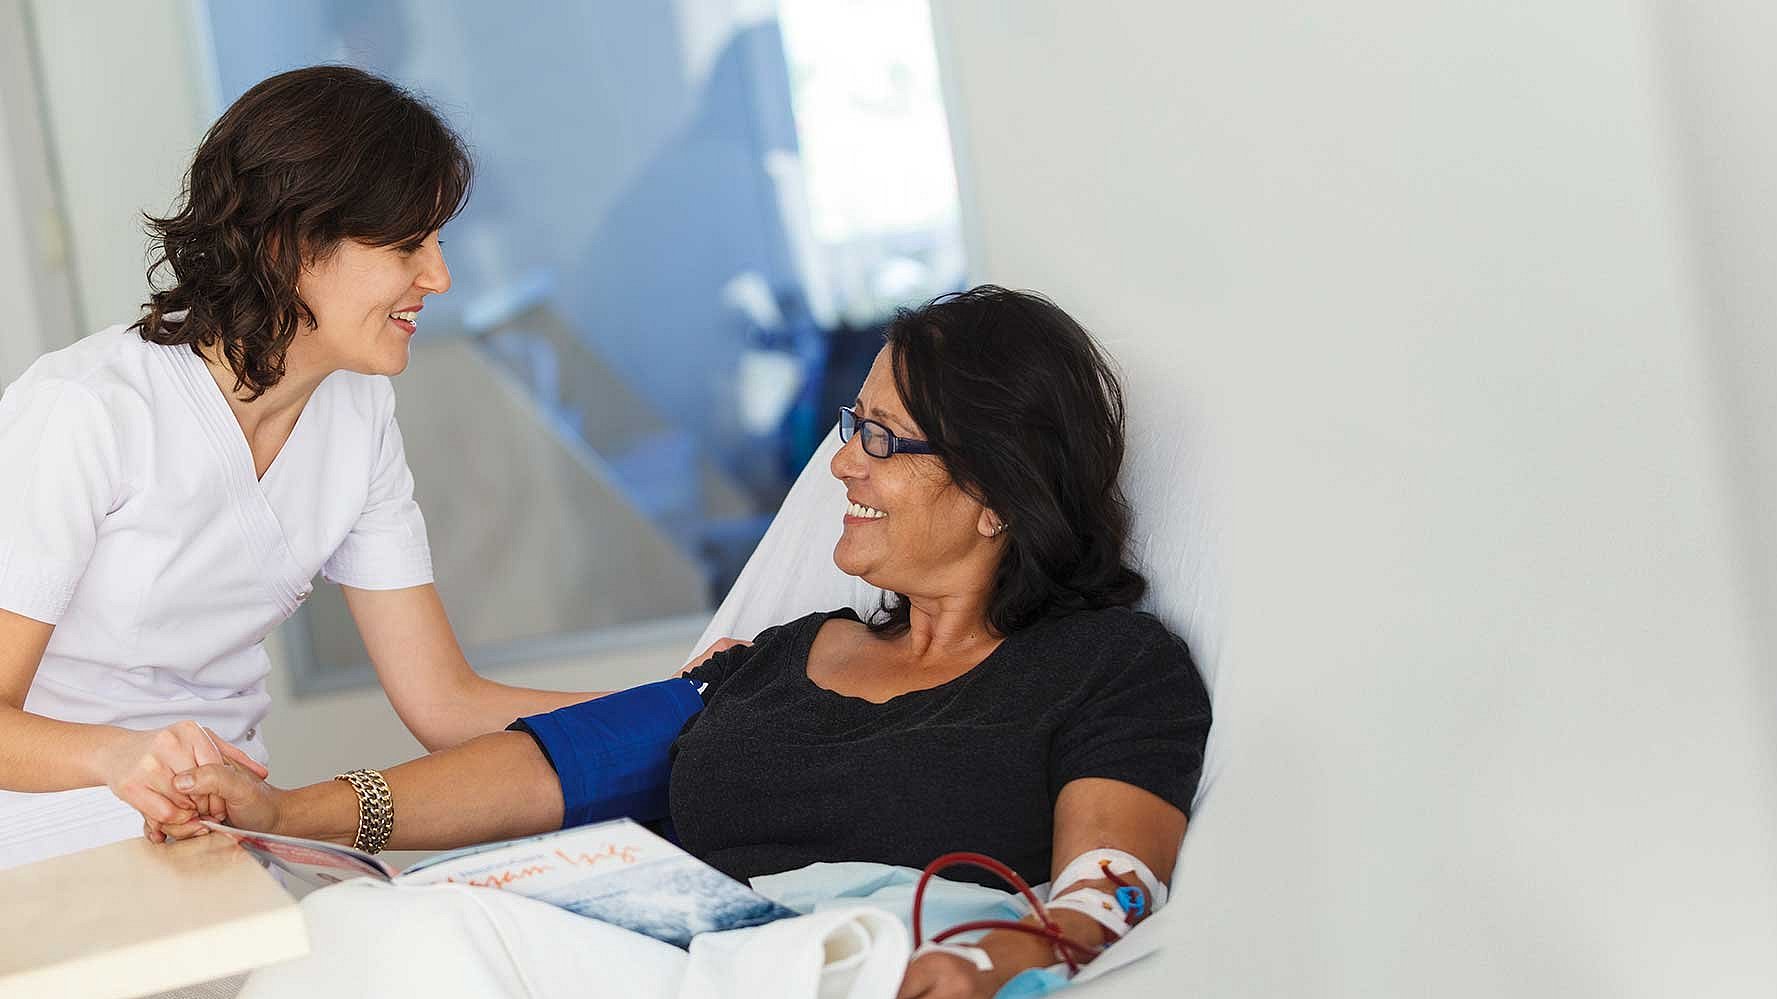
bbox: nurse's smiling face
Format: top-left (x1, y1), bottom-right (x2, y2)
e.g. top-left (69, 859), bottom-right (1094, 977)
top-left (295, 232), bottom-right (451, 377)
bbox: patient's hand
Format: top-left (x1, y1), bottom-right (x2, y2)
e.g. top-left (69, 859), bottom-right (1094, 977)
top-left (158, 764), bottom-right (287, 841)
top-left (676, 637), bottom-right (750, 677)
top-left (896, 952), bottom-right (992, 999)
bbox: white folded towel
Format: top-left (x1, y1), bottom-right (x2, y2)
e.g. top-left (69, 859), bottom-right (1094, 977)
top-left (681, 903), bottom-right (909, 999)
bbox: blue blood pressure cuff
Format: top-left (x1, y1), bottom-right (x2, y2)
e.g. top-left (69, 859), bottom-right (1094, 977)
top-left (507, 677), bottom-right (705, 829)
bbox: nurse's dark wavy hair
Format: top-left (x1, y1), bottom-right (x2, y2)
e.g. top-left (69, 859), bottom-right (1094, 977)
top-left (869, 285), bottom-right (1147, 637)
top-left (131, 65), bottom-right (471, 400)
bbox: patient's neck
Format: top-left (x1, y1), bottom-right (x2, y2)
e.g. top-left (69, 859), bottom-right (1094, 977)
top-left (898, 591), bottom-right (1001, 669)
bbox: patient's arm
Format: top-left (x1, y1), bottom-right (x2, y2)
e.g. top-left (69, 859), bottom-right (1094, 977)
top-left (165, 731), bottom-right (563, 851)
top-left (897, 777), bottom-right (1186, 999)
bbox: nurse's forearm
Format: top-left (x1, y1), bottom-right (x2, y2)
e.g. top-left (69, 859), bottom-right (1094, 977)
top-left (276, 731), bottom-right (565, 850)
top-left (406, 675), bottom-right (608, 753)
top-left (347, 583), bottom-right (611, 751)
top-left (0, 706), bottom-right (143, 792)
top-left (0, 609), bottom-right (107, 791)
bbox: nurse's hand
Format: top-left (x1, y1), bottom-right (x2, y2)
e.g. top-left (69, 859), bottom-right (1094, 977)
top-left (159, 764), bottom-right (285, 840)
top-left (97, 721), bottom-right (268, 835)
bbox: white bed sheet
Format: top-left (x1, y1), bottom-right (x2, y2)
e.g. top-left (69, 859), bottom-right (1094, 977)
top-left (239, 879), bottom-right (910, 999)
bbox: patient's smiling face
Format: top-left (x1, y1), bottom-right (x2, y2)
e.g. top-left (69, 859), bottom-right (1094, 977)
top-left (829, 349), bottom-right (1003, 598)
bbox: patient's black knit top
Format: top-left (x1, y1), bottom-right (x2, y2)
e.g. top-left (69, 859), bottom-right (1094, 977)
top-left (668, 606), bottom-right (1211, 888)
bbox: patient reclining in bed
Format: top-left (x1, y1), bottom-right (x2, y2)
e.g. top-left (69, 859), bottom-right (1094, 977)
top-left (165, 287), bottom-right (1212, 996)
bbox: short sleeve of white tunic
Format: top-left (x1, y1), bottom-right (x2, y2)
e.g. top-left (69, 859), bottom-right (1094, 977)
top-left (0, 381), bottom-right (122, 623)
top-left (318, 381), bottom-right (433, 590)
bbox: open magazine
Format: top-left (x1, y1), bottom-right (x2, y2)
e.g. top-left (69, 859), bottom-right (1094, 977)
top-left (203, 817), bottom-right (798, 948)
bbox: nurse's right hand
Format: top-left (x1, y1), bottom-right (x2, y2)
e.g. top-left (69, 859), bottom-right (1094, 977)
top-left (676, 636), bottom-right (750, 676)
top-left (94, 721), bottom-right (269, 835)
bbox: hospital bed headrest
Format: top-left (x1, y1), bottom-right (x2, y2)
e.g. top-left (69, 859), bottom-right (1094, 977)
top-left (695, 375), bottom-right (1227, 808)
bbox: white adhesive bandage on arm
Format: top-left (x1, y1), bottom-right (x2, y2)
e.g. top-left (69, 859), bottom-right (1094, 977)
top-left (1050, 848), bottom-right (1169, 922)
top-left (1044, 887), bottom-right (1135, 941)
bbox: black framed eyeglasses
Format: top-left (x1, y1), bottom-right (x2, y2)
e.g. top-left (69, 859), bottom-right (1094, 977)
top-left (838, 406), bottom-right (934, 459)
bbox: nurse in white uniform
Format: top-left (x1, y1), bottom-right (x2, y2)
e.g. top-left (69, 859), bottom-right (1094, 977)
top-left (0, 66), bottom-right (608, 868)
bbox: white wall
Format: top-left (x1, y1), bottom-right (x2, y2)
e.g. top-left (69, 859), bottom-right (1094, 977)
top-left (25, 0), bottom-right (211, 333)
top-left (0, 0), bottom-right (80, 383)
top-left (932, 1), bottom-right (1776, 995)
top-left (1657, 0), bottom-right (1777, 713)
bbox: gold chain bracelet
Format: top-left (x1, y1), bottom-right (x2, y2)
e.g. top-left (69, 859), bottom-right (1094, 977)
top-left (332, 768), bottom-right (395, 854)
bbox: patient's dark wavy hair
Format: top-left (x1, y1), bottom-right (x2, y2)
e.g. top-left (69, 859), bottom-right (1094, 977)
top-left (131, 65), bottom-right (472, 400)
top-left (869, 285), bottom-right (1147, 637)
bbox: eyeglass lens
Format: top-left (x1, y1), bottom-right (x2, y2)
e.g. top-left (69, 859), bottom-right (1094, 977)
top-left (839, 408), bottom-right (891, 458)
top-left (860, 421), bottom-right (889, 457)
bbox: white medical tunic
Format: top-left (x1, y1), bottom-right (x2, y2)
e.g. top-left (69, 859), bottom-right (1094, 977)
top-left (0, 327), bottom-right (433, 868)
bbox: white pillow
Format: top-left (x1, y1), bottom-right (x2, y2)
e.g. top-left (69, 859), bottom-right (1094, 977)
top-left (691, 430), bottom-right (881, 651)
